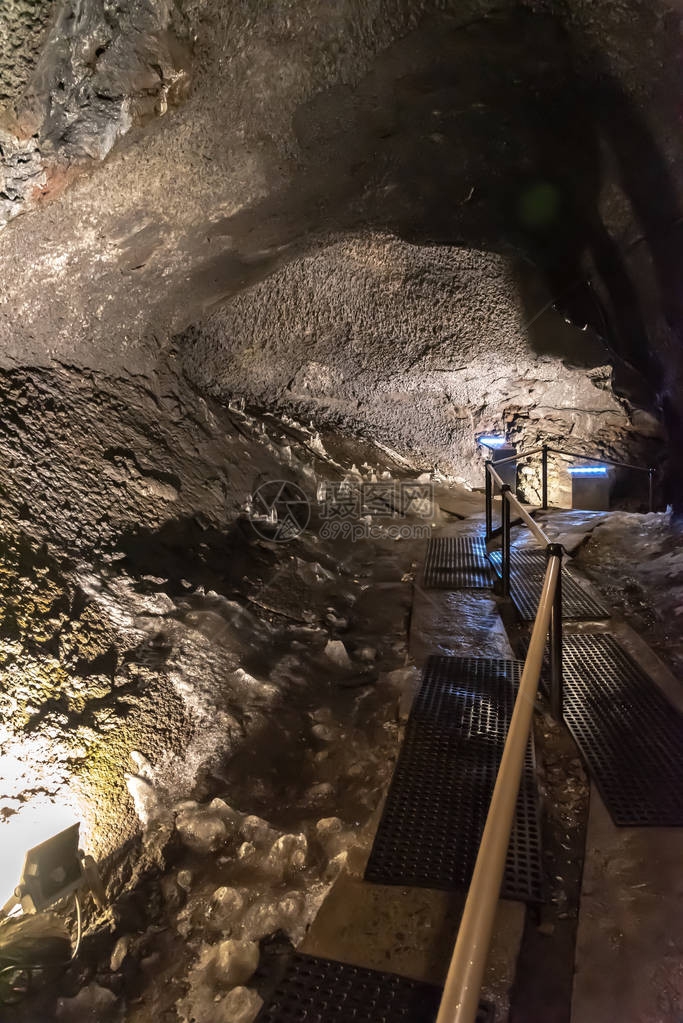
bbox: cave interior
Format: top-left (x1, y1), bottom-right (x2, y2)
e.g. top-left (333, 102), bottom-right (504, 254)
top-left (1, 1), bottom-right (683, 1021)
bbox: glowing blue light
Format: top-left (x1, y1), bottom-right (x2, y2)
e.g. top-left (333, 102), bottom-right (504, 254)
top-left (567, 466), bottom-right (608, 477)
top-left (478, 436), bottom-right (508, 449)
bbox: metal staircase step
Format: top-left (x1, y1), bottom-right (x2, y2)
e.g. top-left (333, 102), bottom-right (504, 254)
top-left (254, 953), bottom-right (495, 1022)
top-left (365, 656), bottom-right (543, 903)
top-left (423, 536), bottom-right (492, 589)
top-left (489, 548), bottom-right (609, 621)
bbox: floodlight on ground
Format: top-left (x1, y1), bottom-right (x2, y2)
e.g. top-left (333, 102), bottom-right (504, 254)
top-left (0, 823), bottom-right (105, 919)
top-left (0, 823), bottom-right (105, 1005)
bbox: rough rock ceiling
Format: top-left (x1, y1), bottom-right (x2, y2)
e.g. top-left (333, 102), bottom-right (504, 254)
top-left (0, 0), bottom-right (680, 372)
top-left (0, 0), bottom-right (56, 110)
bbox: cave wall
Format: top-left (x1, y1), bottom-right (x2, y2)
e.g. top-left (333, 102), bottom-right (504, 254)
top-left (0, 0), bottom-right (56, 111)
top-left (0, 356), bottom-right (342, 870)
top-left (0, 0), bottom-right (679, 498)
top-left (0, 0), bottom-right (680, 388)
top-left (181, 232), bottom-right (662, 487)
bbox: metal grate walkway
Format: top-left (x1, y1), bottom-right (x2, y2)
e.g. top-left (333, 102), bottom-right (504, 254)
top-left (365, 656), bottom-right (543, 902)
top-left (489, 548), bottom-right (609, 621)
top-left (559, 633), bottom-right (683, 826)
top-left (423, 536), bottom-right (492, 589)
top-left (254, 953), bottom-right (494, 1023)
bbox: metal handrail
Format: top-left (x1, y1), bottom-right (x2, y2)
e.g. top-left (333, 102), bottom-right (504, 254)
top-left (490, 445), bottom-right (544, 467)
top-left (493, 442), bottom-right (653, 475)
top-left (485, 464), bottom-right (550, 546)
top-left (436, 552), bottom-right (561, 1023)
top-left (448, 433), bottom-right (654, 1023)
top-left (447, 433), bottom-right (650, 1019)
top-left (487, 443), bottom-right (655, 512)
top-left (505, 489), bottom-right (550, 547)
top-left (547, 447), bottom-right (652, 474)
top-left (436, 461), bottom-right (568, 1022)
top-left (487, 463), bottom-right (505, 488)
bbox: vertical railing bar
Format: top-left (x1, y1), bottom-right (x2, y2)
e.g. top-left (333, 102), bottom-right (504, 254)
top-left (485, 462), bottom-right (493, 542)
top-left (501, 485), bottom-right (511, 598)
top-left (547, 542), bottom-right (564, 723)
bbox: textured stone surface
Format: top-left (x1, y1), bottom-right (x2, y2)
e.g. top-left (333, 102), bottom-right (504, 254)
top-left (0, 128), bottom-right (46, 225)
top-left (0, 0), bottom-right (56, 110)
top-left (182, 233), bottom-right (661, 484)
top-left (0, 359), bottom-right (291, 866)
top-left (0, 0), bottom-right (677, 508)
top-left (0, 0), bottom-right (192, 227)
top-left (2, 361), bottom-right (425, 1021)
top-left (0, 350), bottom-right (420, 891)
top-left (0, 0), bottom-right (679, 393)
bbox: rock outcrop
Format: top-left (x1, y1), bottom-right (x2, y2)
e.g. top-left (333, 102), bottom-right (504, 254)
top-left (182, 233), bottom-right (663, 485)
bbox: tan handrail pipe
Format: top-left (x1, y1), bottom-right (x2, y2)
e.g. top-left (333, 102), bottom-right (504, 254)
top-left (485, 465), bottom-right (551, 547)
top-left (436, 554), bottom-right (561, 1023)
top-left (489, 445), bottom-right (543, 467)
top-left (487, 463), bottom-right (505, 489)
top-left (505, 490), bottom-right (550, 547)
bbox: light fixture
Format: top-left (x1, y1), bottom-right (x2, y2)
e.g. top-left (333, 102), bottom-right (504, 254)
top-left (1, 823), bottom-right (104, 919)
top-left (0, 824), bottom-right (105, 1006)
top-left (478, 436), bottom-right (509, 449)
top-left (567, 466), bottom-right (608, 477)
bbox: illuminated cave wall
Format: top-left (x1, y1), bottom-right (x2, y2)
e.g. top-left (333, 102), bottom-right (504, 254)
top-left (181, 233), bottom-right (662, 497)
top-left (0, 0), bottom-right (681, 885)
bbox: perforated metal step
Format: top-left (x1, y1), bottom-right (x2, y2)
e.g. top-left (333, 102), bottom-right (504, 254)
top-left (489, 548), bottom-right (609, 621)
top-left (255, 953), bottom-right (494, 1023)
top-left (423, 536), bottom-right (492, 589)
top-left (365, 656), bottom-right (543, 902)
top-left (559, 633), bottom-right (683, 826)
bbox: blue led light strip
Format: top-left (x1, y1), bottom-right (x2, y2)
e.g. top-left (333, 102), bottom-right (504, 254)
top-left (478, 436), bottom-right (508, 449)
top-left (567, 466), bottom-right (608, 477)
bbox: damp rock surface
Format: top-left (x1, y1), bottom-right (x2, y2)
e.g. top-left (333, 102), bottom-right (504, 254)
top-left (3, 361), bottom-right (428, 1021)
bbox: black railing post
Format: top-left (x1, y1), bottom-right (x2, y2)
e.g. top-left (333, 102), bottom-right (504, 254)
top-left (541, 445), bottom-right (548, 510)
top-left (546, 542), bottom-right (563, 723)
top-left (485, 461), bottom-right (493, 542)
top-left (649, 468), bottom-right (655, 514)
top-left (501, 484), bottom-right (511, 598)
